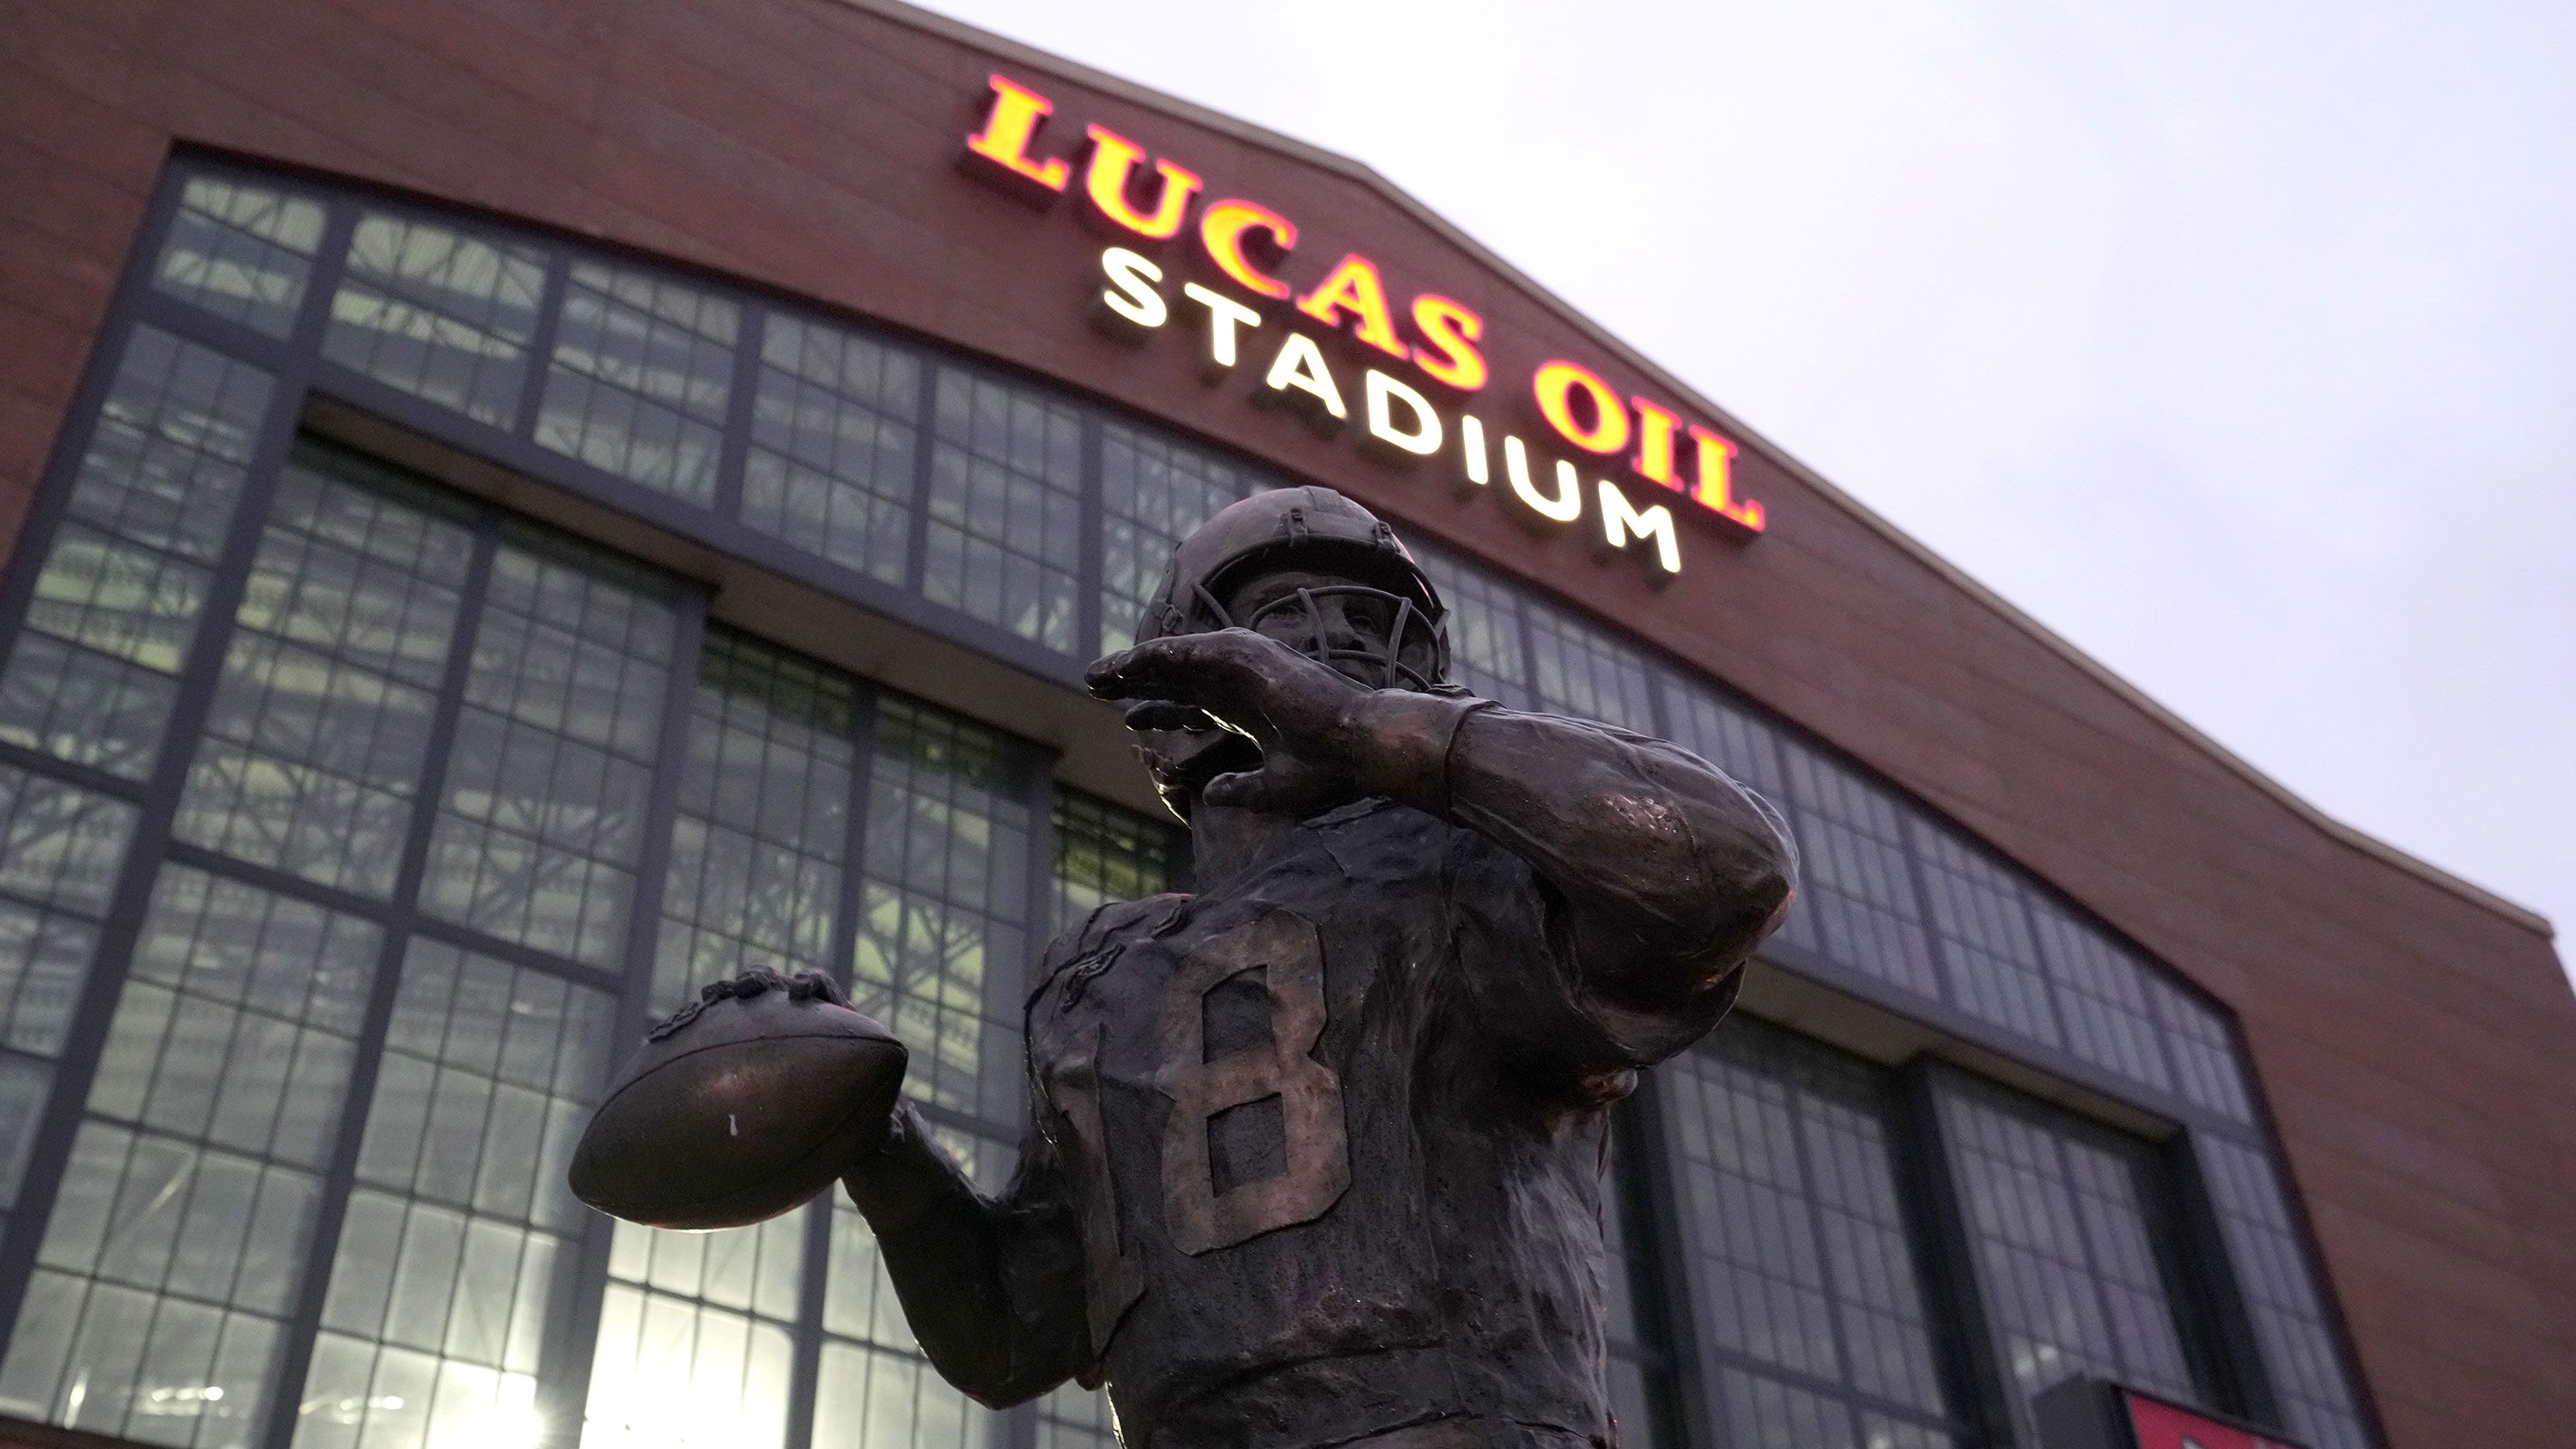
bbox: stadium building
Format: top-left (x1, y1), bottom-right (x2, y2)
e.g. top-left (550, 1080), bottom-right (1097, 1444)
top-left (0, 4), bottom-right (2568, 1449)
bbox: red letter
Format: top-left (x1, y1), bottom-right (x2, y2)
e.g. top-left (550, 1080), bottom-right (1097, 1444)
top-left (1200, 200), bottom-right (1297, 300)
top-left (1686, 425), bottom-right (1766, 533)
top-left (1532, 361), bottom-right (1631, 456)
top-left (1082, 125), bottom-right (1203, 240)
top-left (1296, 253), bottom-right (1406, 357)
top-left (963, 75), bottom-right (1070, 197)
top-left (1409, 295), bottom-right (1488, 392)
top-left (1631, 397), bottom-right (1681, 488)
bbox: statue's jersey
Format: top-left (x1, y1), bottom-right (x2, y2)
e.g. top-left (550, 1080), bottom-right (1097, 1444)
top-left (1018, 798), bottom-right (1738, 1449)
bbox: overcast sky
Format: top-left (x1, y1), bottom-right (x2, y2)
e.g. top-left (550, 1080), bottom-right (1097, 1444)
top-left (925, 0), bottom-right (2574, 978)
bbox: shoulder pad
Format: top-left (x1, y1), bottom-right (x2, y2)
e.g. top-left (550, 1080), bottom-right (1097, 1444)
top-left (1025, 892), bottom-right (1188, 1009)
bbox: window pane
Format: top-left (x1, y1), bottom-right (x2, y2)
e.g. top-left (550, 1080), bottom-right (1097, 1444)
top-left (1659, 676), bottom-right (1793, 805)
top-left (0, 766), bottom-right (139, 1226)
top-left (1773, 739), bottom-right (1941, 998)
top-left (2195, 1136), bottom-right (2370, 1449)
top-left (1411, 543), bottom-right (1534, 709)
top-left (538, 260), bottom-right (738, 506)
top-left (921, 368), bottom-right (1083, 654)
top-left (2149, 979), bottom-right (2252, 1124)
top-left (0, 867), bottom-right (380, 1447)
top-left (1524, 592), bottom-right (1657, 731)
top-left (1664, 1024), bottom-right (1953, 1444)
top-left (812, 1336), bottom-right (1004, 1449)
top-left (421, 532), bottom-right (678, 968)
top-left (1050, 788), bottom-right (1183, 935)
top-left (174, 445), bottom-right (476, 898)
top-left (1601, 1134), bottom-right (1674, 1449)
top-left (653, 629), bottom-right (859, 1014)
top-left (1715, 1366), bottom-right (1859, 1449)
top-left (152, 174), bottom-right (327, 338)
top-left (2025, 900), bottom-right (2177, 1096)
top-left (326, 214), bottom-right (548, 429)
top-left (0, 327), bottom-right (274, 777)
top-left (581, 1211), bottom-right (805, 1449)
top-left (1912, 822), bottom-right (2063, 1050)
top-left (852, 698), bottom-right (1030, 1134)
top-left (1935, 1074), bottom-right (2200, 1442)
top-left (298, 940), bottom-right (616, 1449)
top-left (816, 1127), bottom-right (1012, 1449)
top-left (1035, 1380), bottom-right (1118, 1449)
top-left (1097, 424), bottom-right (1256, 654)
top-left (744, 314), bottom-right (921, 588)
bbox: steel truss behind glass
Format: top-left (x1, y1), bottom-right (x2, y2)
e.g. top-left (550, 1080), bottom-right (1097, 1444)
top-left (0, 154), bottom-right (2373, 1449)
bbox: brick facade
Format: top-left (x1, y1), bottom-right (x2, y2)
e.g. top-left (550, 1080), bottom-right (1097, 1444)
top-left (1, 2), bottom-right (2567, 1445)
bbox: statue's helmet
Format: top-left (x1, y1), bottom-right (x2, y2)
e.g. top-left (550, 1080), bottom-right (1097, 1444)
top-left (1136, 485), bottom-right (1449, 691)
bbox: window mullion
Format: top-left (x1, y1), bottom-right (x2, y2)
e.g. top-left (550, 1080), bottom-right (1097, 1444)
top-left (1075, 410), bottom-right (1106, 665)
top-left (543, 584), bottom-right (713, 1446)
top-left (1618, 1069), bottom-right (1718, 1449)
top-left (1639, 1061), bottom-right (1753, 1449)
top-left (1777, 1065), bottom-right (1873, 1446)
top-left (2164, 1128), bottom-right (2277, 1428)
top-left (0, 204), bottom-right (356, 1385)
top-left (787, 675), bottom-right (888, 1449)
top-left (251, 505), bottom-right (501, 1449)
top-left (511, 250), bottom-right (571, 444)
top-left (1001, 745), bottom-right (1059, 1449)
top-left (714, 304), bottom-right (765, 525)
top-left (902, 362), bottom-right (939, 598)
top-left (1893, 1062), bottom-right (2020, 1449)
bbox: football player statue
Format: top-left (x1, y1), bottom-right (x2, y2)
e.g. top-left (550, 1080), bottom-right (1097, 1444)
top-left (844, 486), bottom-right (1794, 1449)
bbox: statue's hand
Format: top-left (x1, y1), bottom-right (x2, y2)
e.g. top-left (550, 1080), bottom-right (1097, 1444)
top-left (1086, 628), bottom-right (1369, 815)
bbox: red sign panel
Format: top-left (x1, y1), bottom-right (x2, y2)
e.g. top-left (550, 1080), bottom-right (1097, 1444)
top-left (2127, 1391), bottom-right (2301, 1449)
top-left (2031, 1378), bottom-right (2308, 1449)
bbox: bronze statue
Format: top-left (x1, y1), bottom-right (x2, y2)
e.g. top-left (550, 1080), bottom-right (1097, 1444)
top-left (842, 488), bottom-right (1794, 1449)
top-left (576, 486), bottom-right (1794, 1449)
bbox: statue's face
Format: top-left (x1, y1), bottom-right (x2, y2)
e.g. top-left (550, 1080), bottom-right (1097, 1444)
top-left (1220, 567), bottom-right (1406, 686)
top-left (1218, 565), bottom-right (1440, 693)
top-left (1131, 563), bottom-right (1418, 820)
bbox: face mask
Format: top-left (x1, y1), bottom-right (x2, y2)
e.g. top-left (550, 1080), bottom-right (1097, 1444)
top-left (1190, 578), bottom-right (1443, 691)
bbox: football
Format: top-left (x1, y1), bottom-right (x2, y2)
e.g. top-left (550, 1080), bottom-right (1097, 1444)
top-left (570, 969), bottom-right (908, 1231)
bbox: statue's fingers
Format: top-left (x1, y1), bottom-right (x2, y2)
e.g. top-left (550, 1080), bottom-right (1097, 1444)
top-left (1200, 752), bottom-right (1336, 813)
top-left (1084, 636), bottom-right (1207, 700)
top-left (1198, 765), bottom-right (1280, 811)
top-left (1085, 632), bottom-right (1262, 706)
top-left (1121, 699), bottom-right (1211, 733)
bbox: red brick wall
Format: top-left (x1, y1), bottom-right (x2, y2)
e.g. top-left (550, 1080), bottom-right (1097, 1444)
top-left (3, 2), bottom-right (2570, 1445)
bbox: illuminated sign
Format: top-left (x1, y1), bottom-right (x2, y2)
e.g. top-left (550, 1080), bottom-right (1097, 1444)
top-left (2032, 1379), bottom-right (2308, 1449)
top-left (960, 73), bottom-right (1770, 579)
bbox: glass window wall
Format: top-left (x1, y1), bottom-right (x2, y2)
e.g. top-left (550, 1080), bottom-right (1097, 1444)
top-left (0, 327), bottom-right (276, 780)
top-left (0, 153), bottom-right (2377, 1449)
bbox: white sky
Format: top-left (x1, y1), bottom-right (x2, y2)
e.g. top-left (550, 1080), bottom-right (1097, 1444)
top-left (921, 0), bottom-right (2575, 979)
